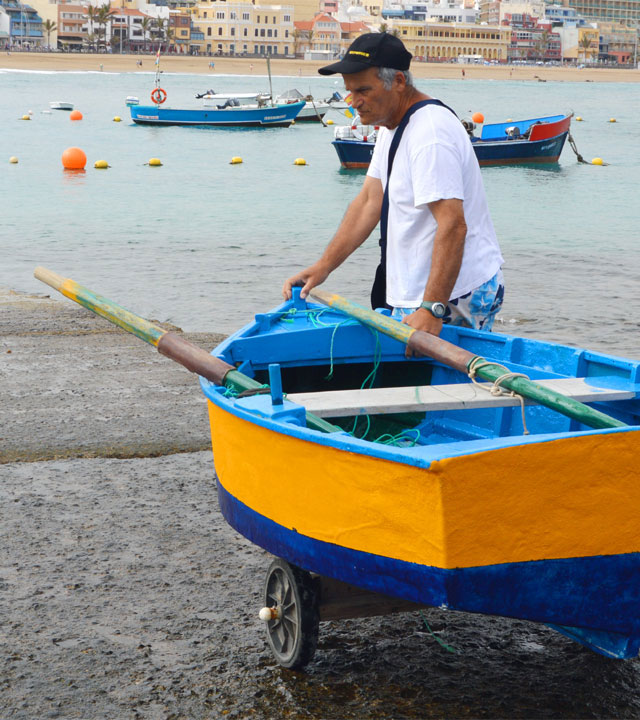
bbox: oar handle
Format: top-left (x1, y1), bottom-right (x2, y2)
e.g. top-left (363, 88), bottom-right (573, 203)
top-left (34, 266), bottom-right (65, 291)
top-left (310, 288), bottom-right (473, 373)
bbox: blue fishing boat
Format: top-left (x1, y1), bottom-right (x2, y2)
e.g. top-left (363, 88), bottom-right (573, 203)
top-left (333, 113), bottom-right (572, 168)
top-left (129, 94), bottom-right (305, 128)
top-left (34, 268), bottom-right (640, 671)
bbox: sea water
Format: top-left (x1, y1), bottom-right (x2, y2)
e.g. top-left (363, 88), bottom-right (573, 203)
top-left (1, 67), bottom-right (639, 359)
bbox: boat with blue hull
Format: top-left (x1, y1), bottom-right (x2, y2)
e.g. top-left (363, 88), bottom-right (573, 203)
top-left (202, 288), bottom-right (640, 668)
top-left (471, 113), bottom-right (572, 165)
top-left (33, 267), bottom-right (640, 671)
top-left (129, 99), bottom-right (305, 128)
top-left (333, 113), bottom-right (572, 168)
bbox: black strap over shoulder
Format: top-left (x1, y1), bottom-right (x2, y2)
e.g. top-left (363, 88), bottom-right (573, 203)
top-left (371, 99), bottom-right (457, 310)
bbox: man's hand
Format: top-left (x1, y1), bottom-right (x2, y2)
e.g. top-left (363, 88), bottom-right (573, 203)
top-left (401, 308), bottom-right (442, 356)
top-left (282, 261), bottom-right (330, 300)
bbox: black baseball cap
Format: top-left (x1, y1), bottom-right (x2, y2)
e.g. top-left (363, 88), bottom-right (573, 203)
top-left (318, 33), bottom-right (412, 76)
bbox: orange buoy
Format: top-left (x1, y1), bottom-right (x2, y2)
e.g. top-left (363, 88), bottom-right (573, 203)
top-left (69, 110), bottom-right (83, 121)
top-left (471, 112), bottom-right (485, 124)
top-left (61, 147), bottom-right (87, 170)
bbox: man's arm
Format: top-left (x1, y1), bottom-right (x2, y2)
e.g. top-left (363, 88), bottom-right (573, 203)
top-left (283, 175), bottom-right (383, 299)
top-left (402, 197), bottom-right (467, 335)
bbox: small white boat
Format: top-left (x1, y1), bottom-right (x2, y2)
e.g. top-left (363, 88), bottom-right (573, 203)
top-left (275, 89), bottom-right (331, 122)
top-left (125, 96), bottom-right (140, 107)
top-left (49, 102), bottom-right (74, 111)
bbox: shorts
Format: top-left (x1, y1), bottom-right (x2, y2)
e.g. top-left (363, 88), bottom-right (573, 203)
top-left (391, 268), bottom-right (504, 331)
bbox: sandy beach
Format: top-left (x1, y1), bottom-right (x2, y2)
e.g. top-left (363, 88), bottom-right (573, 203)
top-left (3, 50), bottom-right (640, 82)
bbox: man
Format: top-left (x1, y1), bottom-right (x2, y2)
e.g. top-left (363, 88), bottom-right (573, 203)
top-left (282, 33), bottom-right (504, 337)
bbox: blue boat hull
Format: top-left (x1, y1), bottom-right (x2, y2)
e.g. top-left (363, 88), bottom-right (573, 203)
top-left (333, 131), bottom-right (569, 168)
top-left (332, 139), bottom-right (375, 168)
top-left (218, 481), bottom-right (640, 659)
top-left (471, 131), bottom-right (569, 165)
top-left (130, 101), bottom-right (305, 127)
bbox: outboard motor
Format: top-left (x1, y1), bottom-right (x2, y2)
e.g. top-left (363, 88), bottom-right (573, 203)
top-left (505, 126), bottom-right (521, 139)
top-left (461, 119), bottom-right (476, 137)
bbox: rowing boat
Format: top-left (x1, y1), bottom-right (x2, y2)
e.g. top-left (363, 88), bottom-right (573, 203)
top-left (33, 268), bottom-right (640, 670)
top-left (202, 289), bottom-right (640, 667)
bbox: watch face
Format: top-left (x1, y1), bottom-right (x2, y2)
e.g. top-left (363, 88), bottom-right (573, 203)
top-left (432, 303), bottom-right (446, 318)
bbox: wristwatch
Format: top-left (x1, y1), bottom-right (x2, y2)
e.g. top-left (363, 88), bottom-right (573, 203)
top-left (420, 301), bottom-right (447, 318)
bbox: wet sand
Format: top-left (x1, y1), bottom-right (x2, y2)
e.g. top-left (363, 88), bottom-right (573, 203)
top-left (3, 50), bottom-right (640, 83)
top-left (2, 287), bottom-right (640, 718)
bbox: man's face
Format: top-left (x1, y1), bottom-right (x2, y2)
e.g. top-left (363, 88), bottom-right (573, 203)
top-left (343, 67), bottom-right (403, 128)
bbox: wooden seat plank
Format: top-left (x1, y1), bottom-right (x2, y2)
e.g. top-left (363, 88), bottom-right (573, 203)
top-left (287, 378), bottom-right (635, 418)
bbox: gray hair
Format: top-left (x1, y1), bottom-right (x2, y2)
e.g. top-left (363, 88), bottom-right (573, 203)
top-left (377, 66), bottom-right (414, 89)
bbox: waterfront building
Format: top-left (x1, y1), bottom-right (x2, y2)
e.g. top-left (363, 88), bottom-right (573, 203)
top-left (544, 3), bottom-right (582, 26)
top-left (554, 23), bottom-right (599, 61)
top-left (564, 0), bottom-right (640, 26)
top-left (56, 0), bottom-right (86, 48)
top-left (0, 0), bottom-right (43, 47)
top-left (293, 12), bottom-right (369, 57)
top-left (189, 0), bottom-right (295, 56)
top-left (391, 17), bottom-right (511, 61)
top-left (596, 20), bottom-right (637, 63)
top-left (383, 0), bottom-right (477, 24)
top-left (503, 12), bottom-right (561, 60)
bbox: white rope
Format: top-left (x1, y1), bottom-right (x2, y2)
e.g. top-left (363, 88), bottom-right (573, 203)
top-left (468, 358), bottom-right (530, 435)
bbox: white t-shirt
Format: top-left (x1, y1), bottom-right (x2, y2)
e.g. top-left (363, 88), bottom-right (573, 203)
top-left (367, 103), bottom-right (504, 307)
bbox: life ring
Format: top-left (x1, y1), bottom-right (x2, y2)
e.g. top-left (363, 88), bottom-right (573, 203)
top-left (151, 87), bottom-right (167, 105)
top-left (351, 125), bottom-right (377, 142)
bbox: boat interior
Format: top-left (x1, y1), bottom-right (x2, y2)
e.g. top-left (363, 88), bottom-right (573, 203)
top-left (215, 299), bottom-right (640, 448)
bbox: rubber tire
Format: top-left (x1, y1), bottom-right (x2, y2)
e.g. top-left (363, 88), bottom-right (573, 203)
top-left (263, 558), bottom-right (320, 670)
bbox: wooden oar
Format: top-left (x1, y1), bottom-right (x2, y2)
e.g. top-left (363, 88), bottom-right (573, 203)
top-left (33, 267), bottom-right (338, 434)
top-left (309, 288), bottom-right (627, 431)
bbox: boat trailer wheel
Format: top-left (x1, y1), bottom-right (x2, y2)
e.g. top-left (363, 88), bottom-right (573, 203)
top-left (262, 558), bottom-right (319, 670)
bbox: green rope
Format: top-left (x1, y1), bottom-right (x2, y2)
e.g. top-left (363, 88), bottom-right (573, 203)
top-left (274, 306), bottom-right (424, 448)
top-left (419, 611), bottom-right (457, 654)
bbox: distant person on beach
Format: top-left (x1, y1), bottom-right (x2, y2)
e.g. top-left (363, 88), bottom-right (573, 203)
top-left (283, 33), bottom-right (504, 336)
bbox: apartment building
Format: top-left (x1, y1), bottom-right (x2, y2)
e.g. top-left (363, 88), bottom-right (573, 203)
top-left (565, 0), bottom-right (640, 25)
top-left (190, 0), bottom-right (295, 55)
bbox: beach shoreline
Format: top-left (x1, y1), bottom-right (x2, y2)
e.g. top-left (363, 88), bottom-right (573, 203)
top-left (2, 50), bottom-right (640, 82)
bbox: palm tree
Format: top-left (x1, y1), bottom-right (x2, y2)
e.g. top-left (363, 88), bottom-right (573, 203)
top-left (154, 17), bottom-right (166, 53)
top-left (42, 18), bottom-right (56, 49)
top-left (306, 28), bottom-right (314, 54)
top-left (578, 33), bottom-right (594, 64)
top-left (96, 4), bottom-right (115, 51)
top-left (85, 31), bottom-right (97, 52)
top-left (85, 5), bottom-right (99, 38)
top-left (537, 28), bottom-right (550, 62)
top-left (140, 16), bottom-right (153, 54)
top-left (292, 27), bottom-right (301, 57)
top-left (165, 27), bottom-right (174, 53)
